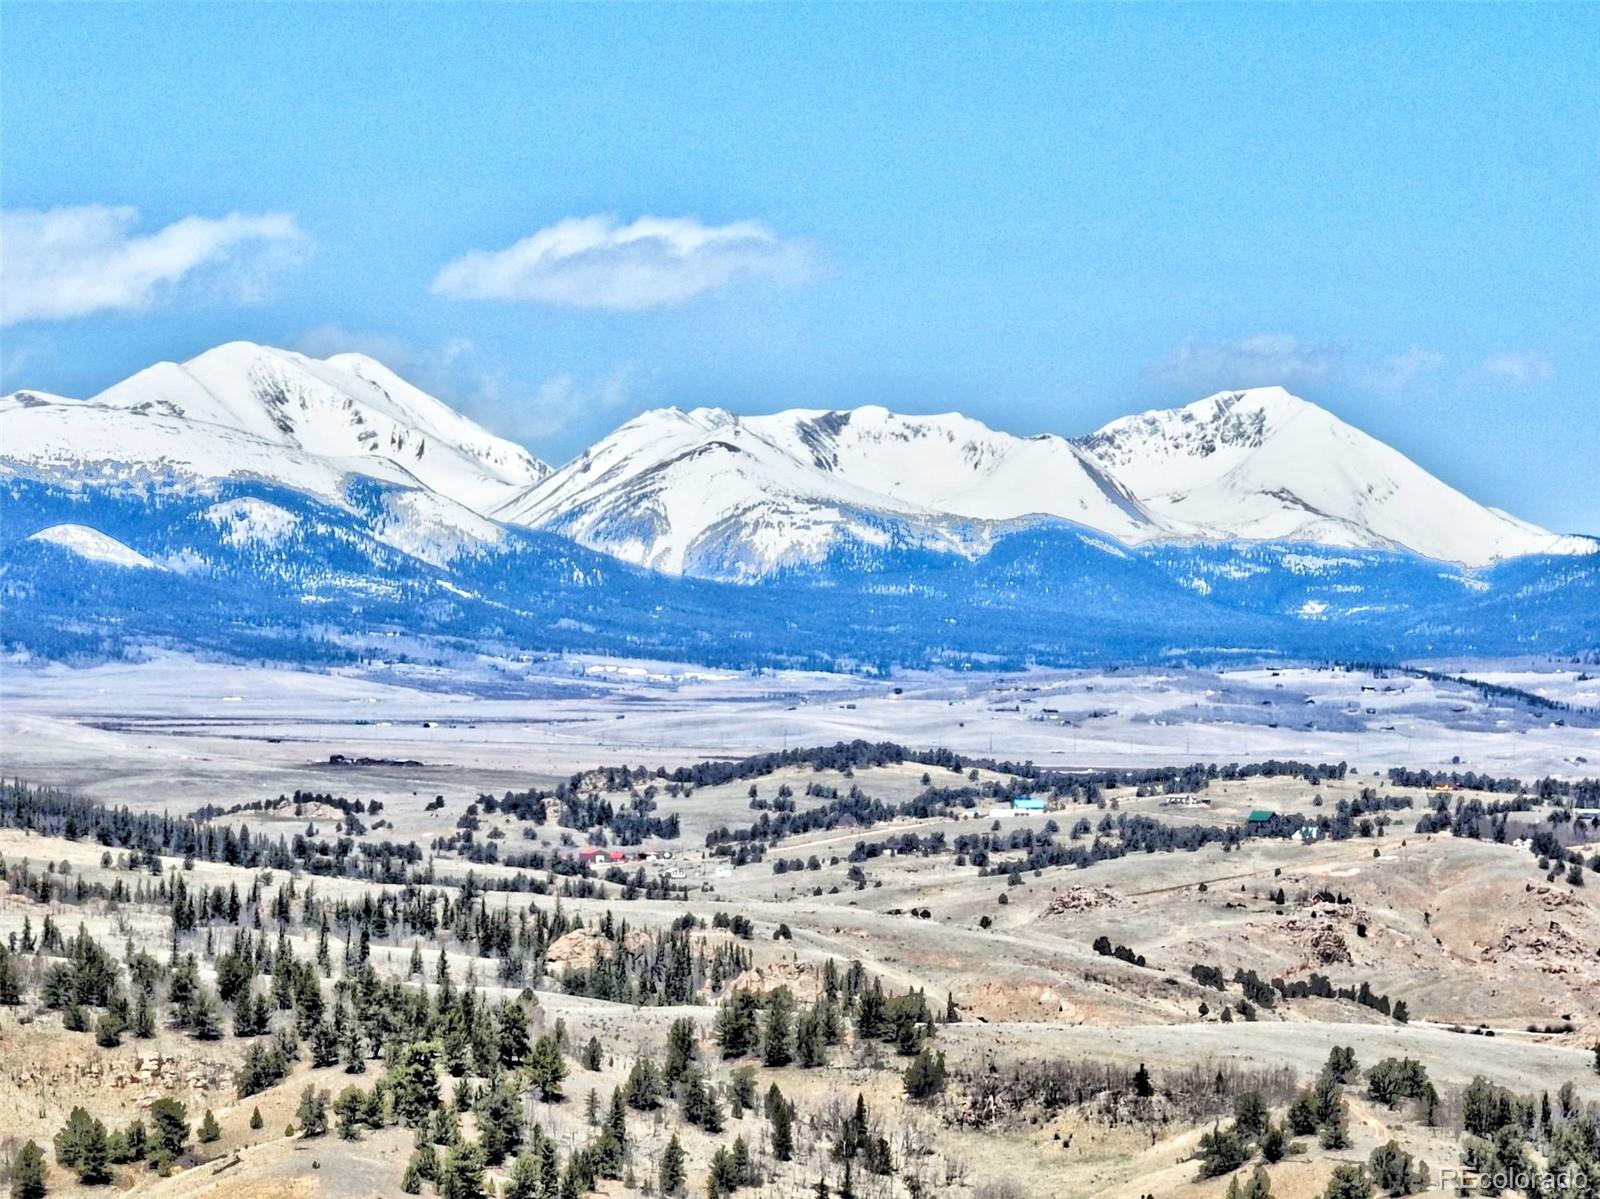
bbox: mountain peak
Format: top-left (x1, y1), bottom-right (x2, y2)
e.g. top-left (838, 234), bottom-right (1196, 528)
top-left (498, 400), bottom-right (1162, 578)
top-left (1076, 387), bottom-right (1586, 565)
top-left (27, 523), bottom-right (162, 570)
top-left (24, 341), bottom-right (549, 516)
top-left (7, 347), bottom-right (1590, 576)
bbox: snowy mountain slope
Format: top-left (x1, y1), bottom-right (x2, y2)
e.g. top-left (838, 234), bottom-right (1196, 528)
top-left (1074, 387), bottom-right (1593, 568)
top-left (26, 523), bottom-right (161, 570)
top-left (1, 388), bottom-right (420, 501)
top-left (495, 407), bottom-right (970, 577)
top-left (5, 473), bottom-right (1597, 672)
top-left (496, 405), bottom-right (1161, 577)
top-left (5, 344), bottom-right (1591, 589)
top-left (743, 405), bottom-right (1154, 533)
top-left (2, 343), bottom-right (547, 520)
top-left (85, 342), bottom-right (549, 511)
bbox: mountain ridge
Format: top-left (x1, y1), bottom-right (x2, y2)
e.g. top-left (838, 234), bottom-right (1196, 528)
top-left (3, 342), bottom-right (549, 518)
top-left (3, 343), bottom-right (1593, 585)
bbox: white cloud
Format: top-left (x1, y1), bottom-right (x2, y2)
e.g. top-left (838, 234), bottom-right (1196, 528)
top-left (1152, 333), bottom-right (1344, 391)
top-left (1475, 350), bottom-right (1553, 386)
top-left (0, 329), bottom-right (55, 388)
top-left (522, 368), bottom-right (638, 440)
top-left (293, 324), bottom-right (642, 446)
top-left (0, 204), bottom-right (305, 326)
top-left (1360, 347), bottom-right (1446, 391)
top-left (1153, 334), bottom-right (1462, 396)
top-left (294, 324), bottom-right (418, 370)
top-left (431, 214), bottom-right (813, 310)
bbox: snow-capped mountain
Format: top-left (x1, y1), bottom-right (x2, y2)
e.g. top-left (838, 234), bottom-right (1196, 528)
top-left (26, 523), bottom-right (161, 570)
top-left (3, 344), bottom-right (1597, 670)
top-left (2, 342), bottom-right (548, 514)
top-left (498, 390), bottom-right (1591, 576)
top-left (3, 345), bottom-right (1591, 587)
top-left (495, 404), bottom-right (1160, 577)
top-left (1073, 387), bottom-right (1590, 568)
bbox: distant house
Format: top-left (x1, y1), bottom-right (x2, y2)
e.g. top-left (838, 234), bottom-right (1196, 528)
top-left (577, 847), bottom-right (601, 862)
top-left (1246, 810), bottom-right (1275, 828)
top-left (1013, 797), bottom-right (1047, 815)
top-left (605, 849), bottom-right (626, 863)
top-left (1294, 825), bottom-right (1323, 843)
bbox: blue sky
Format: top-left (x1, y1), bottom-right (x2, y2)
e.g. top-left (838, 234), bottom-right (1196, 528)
top-left (3, 3), bottom-right (1596, 532)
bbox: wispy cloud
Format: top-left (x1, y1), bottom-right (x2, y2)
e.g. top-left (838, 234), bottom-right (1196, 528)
top-left (1151, 334), bottom-right (1344, 391)
top-left (1473, 350), bottom-right (1554, 386)
top-left (1359, 347), bottom-right (1446, 391)
top-left (431, 214), bottom-right (814, 311)
top-left (1153, 334), bottom-right (1459, 396)
top-left (522, 368), bottom-right (640, 441)
top-left (0, 204), bottom-right (306, 326)
top-left (294, 325), bottom-right (643, 448)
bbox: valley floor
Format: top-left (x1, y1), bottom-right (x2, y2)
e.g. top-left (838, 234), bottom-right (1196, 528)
top-left (0, 655), bottom-right (1597, 1199)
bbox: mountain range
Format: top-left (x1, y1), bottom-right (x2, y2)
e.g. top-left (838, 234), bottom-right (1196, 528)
top-left (2, 342), bottom-right (1595, 674)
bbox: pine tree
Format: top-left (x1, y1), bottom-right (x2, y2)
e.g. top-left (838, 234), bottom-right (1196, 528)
top-left (763, 989), bottom-right (794, 1066)
top-left (249, 1107), bottom-right (264, 1131)
top-left (527, 1034), bottom-right (567, 1100)
top-left (503, 1151), bottom-right (540, 1199)
top-left (400, 1158), bottom-right (423, 1195)
top-left (386, 1042), bottom-right (440, 1128)
top-left (132, 993), bottom-right (156, 1039)
top-left (474, 1083), bottom-right (524, 1165)
top-left (1324, 1164), bottom-right (1372, 1199)
top-left (664, 1017), bottom-right (697, 1083)
top-left (430, 1104), bottom-right (459, 1148)
top-left (1242, 1164), bottom-right (1273, 1199)
top-left (795, 1004), bottom-right (826, 1067)
top-left (413, 1141), bottom-right (440, 1182)
top-left (625, 1057), bottom-right (661, 1110)
top-left (606, 1087), bottom-right (628, 1150)
top-left (538, 1138), bottom-right (560, 1197)
top-left (309, 1019), bottom-right (339, 1068)
top-left (1197, 1121), bottom-right (1251, 1177)
top-left (149, 1097), bottom-right (190, 1161)
top-left (1133, 1062), bottom-right (1155, 1098)
top-left (10, 1141), bottom-right (46, 1199)
top-left (334, 1087), bottom-right (365, 1141)
top-left (903, 1049), bottom-right (948, 1101)
top-left (658, 1132), bottom-right (686, 1196)
top-left (438, 1142), bottom-right (487, 1199)
top-left (296, 1087), bottom-right (329, 1138)
top-left (55, 1107), bottom-right (111, 1184)
top-left (1318, 1100), bottom-right (1352, 1150)
top-left (770, 1089), bottom-right (795, 1162)
top-left (198, 1109), bottom-right (221, 1144)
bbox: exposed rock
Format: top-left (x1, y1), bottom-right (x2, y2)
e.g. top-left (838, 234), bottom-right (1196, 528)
top-left (1481, 918), bottom-right (1591, 971)
top-left (1044, 887), bottom-right (1125, 916)
top-left (544, 926), bottom-right (654, 972)
top-left (1306, 925), bottom-right (1354, 967)
top-left (727, 957), bottom-right (824, 1004)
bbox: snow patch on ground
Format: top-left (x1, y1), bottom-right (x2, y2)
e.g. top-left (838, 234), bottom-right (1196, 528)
top-left (202, 497), bottom-right (299, 547)
top-left (27, 524), bottom-right (160, 570)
